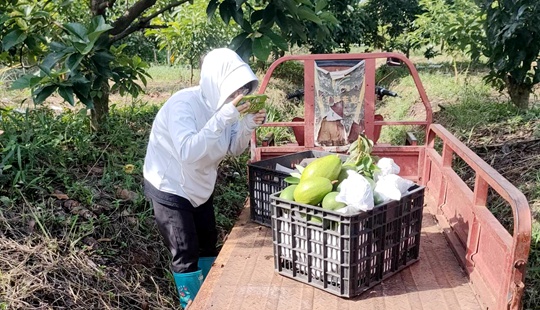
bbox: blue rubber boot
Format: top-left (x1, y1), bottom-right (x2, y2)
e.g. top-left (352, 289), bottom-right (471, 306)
top-left (173, 270), bottom-right (203, 309)
top-left (198, 257), bottom-right (216, 280)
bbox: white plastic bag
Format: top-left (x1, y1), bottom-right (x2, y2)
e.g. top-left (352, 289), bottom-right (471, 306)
top-left (385, 174), bottom-right (415, 194)
top-left (373, 180), bottom-right (401, 202)
top-left (374, 174), bottom-right (415, 203)
top-left (335, 170), bottom-right (374, 213)
top-left (374, 157), bottom-right (400, 181)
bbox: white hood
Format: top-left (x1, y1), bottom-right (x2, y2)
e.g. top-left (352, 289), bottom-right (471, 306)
top-left (199, 48), bottom-right (259, 111)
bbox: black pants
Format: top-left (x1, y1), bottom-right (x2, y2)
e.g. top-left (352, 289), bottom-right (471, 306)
top-left (149, 188), bottom-right (218, 273)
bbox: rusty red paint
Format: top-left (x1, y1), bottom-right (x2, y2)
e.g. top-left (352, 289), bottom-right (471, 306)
top-left (250, 52), bottom-right (434, 162)
top-left (423, 125), bottom-right (531, 310)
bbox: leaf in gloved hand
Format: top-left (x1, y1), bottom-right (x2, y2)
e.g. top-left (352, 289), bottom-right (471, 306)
top-left (240, 94), bottom-right (268, 114)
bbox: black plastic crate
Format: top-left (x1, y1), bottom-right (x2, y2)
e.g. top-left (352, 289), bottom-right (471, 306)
top-left (270, 185), bottom-right (425, 298)
top-left (248, 151), bottom-right (349, 226)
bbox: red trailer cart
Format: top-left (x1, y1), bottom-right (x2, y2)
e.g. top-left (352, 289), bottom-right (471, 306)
top-left (191, 52), bottom-right (531, 310)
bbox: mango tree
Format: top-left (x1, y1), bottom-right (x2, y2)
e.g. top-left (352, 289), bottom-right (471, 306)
top-left (307, 0), bottom-right (370, 54)
top-left (409, 0), bottom-right (485, 79)
top-left (146, 0), bottom-right (236, 84)
top-left (362, 0), bottom-right (424, 57)
top-left (1, 0), bottom-right (338, 130)
top-left (212, 0), bottom-right (338, 61)
top-left (480, 0), bottom-right (540, 109)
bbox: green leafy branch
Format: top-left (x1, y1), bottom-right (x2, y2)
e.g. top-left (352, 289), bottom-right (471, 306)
top-left (344, 134), bottom-right (379, 180)
top-left (11, 16), bottom-right (149, 107)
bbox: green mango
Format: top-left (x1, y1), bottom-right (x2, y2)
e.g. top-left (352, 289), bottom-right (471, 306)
top-left (293, 176), bottom-right (333, 205)
top-left (321, 191), bottom-right (346, 211)
top-left (300, 155), bottom-right (342, 182)
top-left (279, 185), bottom-right (297, 201)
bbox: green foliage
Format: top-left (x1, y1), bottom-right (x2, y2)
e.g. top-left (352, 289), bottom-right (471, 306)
top-left (0, 0), bottom-right (86, 65)
top-left (438, 88), bottom-right (528, 130)
top-left (147, 0), bottom-right (234, 69)
top-left (11, 16), bottom-right (150, 108)
top-left (110, 44), bottom-right (151, 98)
top-left (308, 0), bottom-right (370, 53)
top-left (256, 105), bottom-right (297, 145)
top-left (0, 103), bottom-right (156, 197)
top-left (363, 0), bottom-right (424, 55)
top-left (0, 101), bottom-right (250, 254)
top-left (0, 107), bottom-right (95, 192)
top-left (213, 154), bottom-right (250, 233)
top-left (344, 134), bottom-right (378, 180)
top-left (410, 0), bottom-right (485, 61)
top-left (208, 0), bottom-right (339, 60)
top-left (0, 103), bottom-right (178, 307)
top-left (480, 1), bottom-right (540, 108)
top-left (114, 32), bottom-right (164, 64)
top-left (272, 60), bottom-right (304, 83)
top-left (0, 0), bottom-right (55, 65)
top-left (2, 0), bottom-right (344, 127)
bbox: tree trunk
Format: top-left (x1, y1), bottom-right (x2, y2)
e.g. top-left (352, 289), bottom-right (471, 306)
top-left (506, 77), bottom-right (531, 109)
top-left (190, 57), bottom-right (194, 85)
top-left (91, 81), bottom-right (110, 130)
top-left (89, 4), bottom-right (112, 131)
top-left (405, 42), bottom-right (411, 58)
top-left (453, 57), bottom-right (459, 83)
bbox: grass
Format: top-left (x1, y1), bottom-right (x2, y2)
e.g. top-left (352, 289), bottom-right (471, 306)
top-left (250, 60), bottom-right (305, 145)
top-left (1, 56), bottom-right (539, 309)
top-left (146, 65), bottom-right (198, 83)
top-left (0, 104), bottom-right (175, 308)
top-left (0, 102), bottom-right (248, 309)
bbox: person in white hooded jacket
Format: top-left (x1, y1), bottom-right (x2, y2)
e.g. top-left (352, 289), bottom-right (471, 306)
top-left (143, 48), bottom-right (265, 308)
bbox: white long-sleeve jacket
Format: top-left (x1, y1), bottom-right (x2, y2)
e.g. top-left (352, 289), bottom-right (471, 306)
top-left (143, 48), bottom-right (259, 207)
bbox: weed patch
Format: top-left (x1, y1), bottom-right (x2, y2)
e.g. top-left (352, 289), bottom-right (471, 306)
top-left (0, 102), bottom-right (250, 309)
